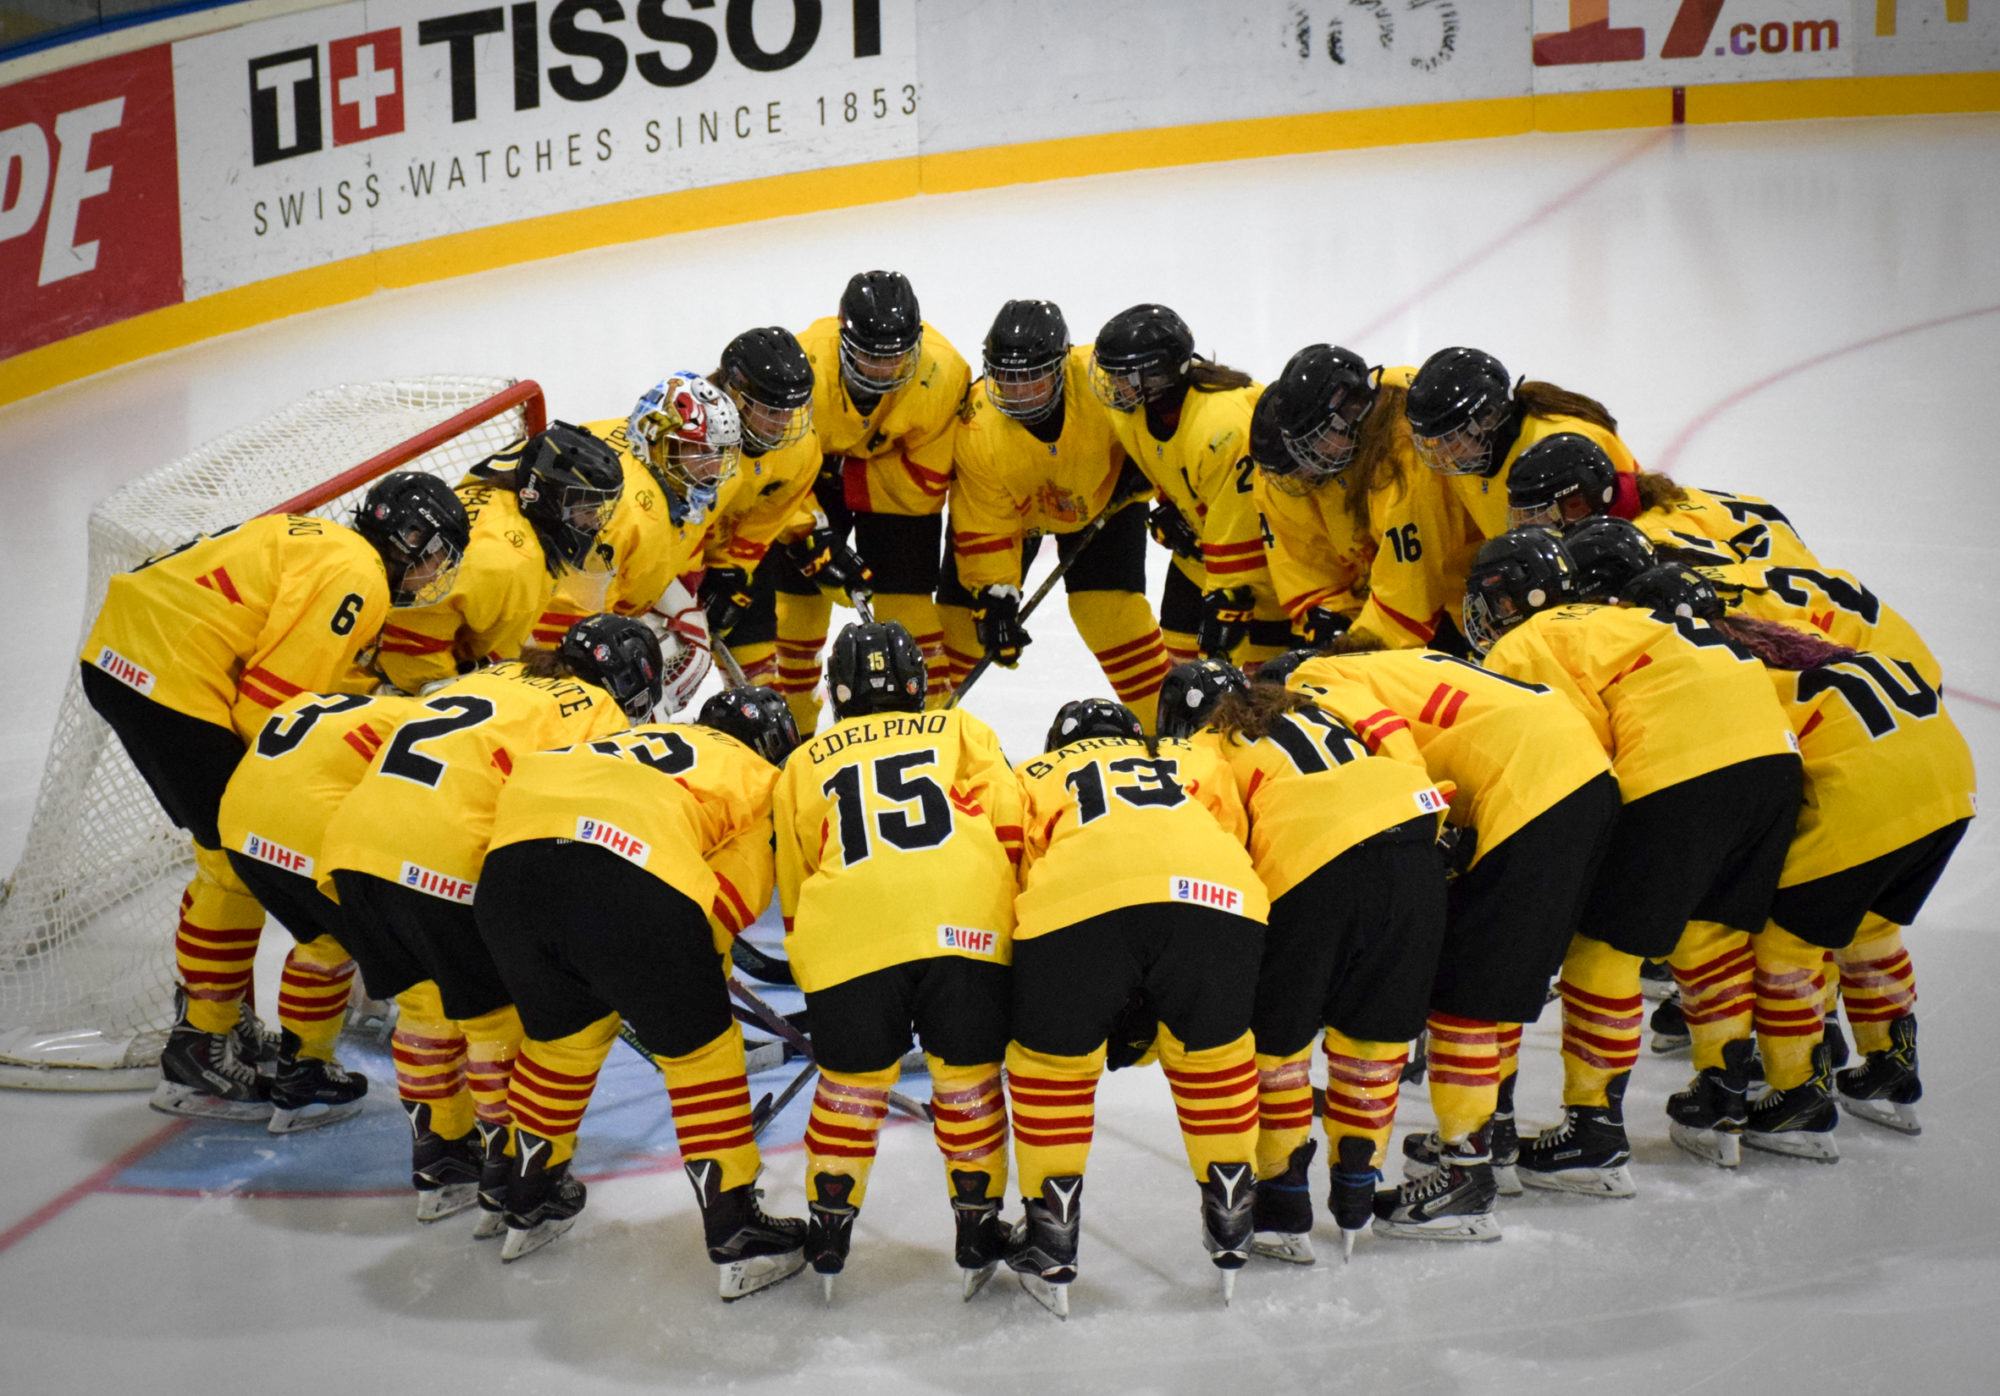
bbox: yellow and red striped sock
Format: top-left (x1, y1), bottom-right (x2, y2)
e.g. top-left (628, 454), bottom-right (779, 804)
top-left (1497, 1022), bottom-right (1523, 1088)
top-left (928, 1057), bottom-right (1008, 1203)
top-left (1753, 924), bottom-right (1828, 1091)
top-left (661, 1022), bottom-right (761, 1192)
top-left (1319, 1031), bottom-right (1407, 1169)
top-left (1837, 915), bottom-right (1917, 1056)
top-left (1427, 1012), bottom-right (1502, 1143)
top-left (1071, 590), bottom-right (1172, 733)
top-left (804, 1064), bottom-right (898, 1207)
top-left (462, 1003), bottom-right (523, 1136)
top-left (177, 845), bottom-right (268, 1035)
top-left (1254, 1048), bottom-right (1316, 1180)
top-left (276, 934), bottom-right (356, 1060)
top-left (773, 588), bottom-right (832, 735)
top-left (1006, 1042), bottom-right (1103, 1199)
top-left (1670, 921), bottom-right (1755, 1072)
top-left (509, 1012), bottom-right (617, 1169)
top-left (393, 982), bottom-right (472, 1141)
top-left (727, 640), bottom-right (777, 687)
top-left (1158, 1025), bottom-right (1259, 1183)
top-left (933, 602), bottom-right (982, 701)
top-left (1558, 936), bottom-right (1643, 1108)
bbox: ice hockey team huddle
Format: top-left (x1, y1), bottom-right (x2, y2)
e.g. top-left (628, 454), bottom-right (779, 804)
top-left (78, 269), bottom-right (1975, 1317)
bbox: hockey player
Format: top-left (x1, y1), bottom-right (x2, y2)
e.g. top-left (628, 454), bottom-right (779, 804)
top-left (775, 272), bottom-right (971, 729)
top-left (1089, 304), bottom-right (1291, 669)
top-left (378, 423), bottom-right (624, 692)
top-left (700, 328), bottom-right (823, 687)
top-left (771, 622), bottom-right (1022, 1300)
top-left (1158, 661), bottom-right (1452, 1258)
top-left (1653, 573), bottom-right (1975, 1150)
top-left (79, 472), bottom-right (469, 1119)
top-left (477, 686), bottom-right (810, 1287)
top-left (319, 615), bottom-right (694, 1227)
top-left (1250, 344), bottom-right (1480, 651)
top-left (1007, 696), bottom-right (1269, 1313)
top-left (938, 299), bottom-right (1171, 725)
top-left (1467, 537), bottom-right (1802, 1187)
top-left (1287, 635), bottom-right (1618, 1232)
top-left (214, 688), bottom-right (424, 1131)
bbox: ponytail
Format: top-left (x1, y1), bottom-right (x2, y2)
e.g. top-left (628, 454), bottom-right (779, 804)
top-left (1515, 380), bottom-right (1618, 433)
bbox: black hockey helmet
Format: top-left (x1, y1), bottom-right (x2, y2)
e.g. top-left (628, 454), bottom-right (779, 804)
top-left (1623, 563), bottom-right (1725, 622)
top-left (838, 270), bottom-right (923, 394)
top-left (717, 326), bottom-right (814, 454)
top-left (1406, 346), bottom-right (1514, 477)
top-left (1563, 516), bottom-right (1657, 602)
top-left (514, 421), bottom-right (624, 572)
top-left (1263, 344), bottom-right (1378, 490)
top-left (1156, 659), bottom-right (1251, 739)
top-left (560, 613), bottom-right (666, 720)
top-left (1509, 432), bottom-right (1618, 529)
top-left (827, 621), bottom-right (927, 719)
top-left (982, 298), bottom-right (1070, 425)
top-left (1462, 526), bottom-right (1577, 654)
top-left (355, 471), bottom-right (471, 608)
top-left (1253, 647), bottom-right (1322, 688)
top-left (1089, 304), bottom-right (1195, 411)
top-left (697, 685), bottom-right (802, 766)
top-left (1045, 697), bottom-right (1145, 752)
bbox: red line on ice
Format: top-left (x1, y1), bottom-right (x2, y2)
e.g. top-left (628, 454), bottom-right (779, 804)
top-left (0, 1117), bottom-right (191, 1257)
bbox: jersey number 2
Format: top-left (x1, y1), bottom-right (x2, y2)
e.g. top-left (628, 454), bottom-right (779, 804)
top-left (379, 695), bottom-right (496, 788)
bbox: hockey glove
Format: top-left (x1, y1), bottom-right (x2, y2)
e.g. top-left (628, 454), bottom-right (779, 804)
top-left (1436, 823), bottom-right (1479, 881)
top-left (698, 566), bottom-right (755, 638)
top-left (1197, 585), bottom-right (1256, 658)
top-left (971, 585), bottom-right (1032, 667)
top-left (1147, 501), bottom-right (1204, 561)
top-left (787, 512), bottom-right (873, 593)
top-left (1301, 605), bottom-right (1352, 647)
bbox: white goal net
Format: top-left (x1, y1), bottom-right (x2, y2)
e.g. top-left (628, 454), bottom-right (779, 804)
top-left (0, 376), bottom-right (545, 1089)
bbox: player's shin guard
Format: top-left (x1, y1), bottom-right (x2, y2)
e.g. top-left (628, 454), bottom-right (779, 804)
top-left (804, 1064), bottom-right (897, 1209)
top-left (509, 1012), bottom-right (617, 1173)
top-left (1838, 915), bottom-right (1917, 1056)
top-left (935, 603), bottom-right (983, 700)
top-left (176, 845), bottom-right (268, 1035)
top-left (661, 1021), bottom-right (761, 1194)
top-left (1669, 921), bottom-right (1755, 1071)
top-left (393, 982), bottom-right (473, 1142)
top-left (1319, 1032), bottom-right (1407, 1169)
top-left (774, 591), bottom-right (832, 734)
top-left (1753, 924), bottom-right (1829, 1092)
top-left (1070, 591), bottom-right (1171, 733)
top-left (1254, 1049), bottom-right (1316, 1180)
top-left (1557, 937), bottom-right (1643, 1108)
top-left (1158, 1025), bottom-right (1259, 1183)
top-left (726, 639), bottom-right (777, 687)
top-left (1161, 628), bottom-right (1200, 668)
top-left (276, 935), bottom-right (356, 1061)
top-left (462, 1003), bottom-right (523, 1132)
top-left (928, 1057), bottom-right (1008, 1201)
top-left (869, 592), bottom-right (948, 708)
top-left (1425, 1014), bottom-right (1502, 1144)
top-left (1006, 1042), bottom-right (1104, 1199)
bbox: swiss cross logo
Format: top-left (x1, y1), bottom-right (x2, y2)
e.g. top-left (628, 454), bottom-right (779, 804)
top-left (249, 29), bottom-right (402, 165)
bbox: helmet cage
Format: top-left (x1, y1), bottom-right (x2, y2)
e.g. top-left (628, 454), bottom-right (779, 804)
top-left (1414, 398), bottom-right (1510, 478)
top-left (518, 441), bottom-right (622, 571)
top-left (838, 326), bottom-right (922, 395)
top-left (388, 527), bottom-right (463, 609)
top-left (628, 375), bottom-right (743, 525)
top-left (985, 350), bottom-right (1068, 424)
top-left (1088, 353), bottom-right (1186, 413)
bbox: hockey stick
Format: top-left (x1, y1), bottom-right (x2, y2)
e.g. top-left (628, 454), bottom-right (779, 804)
top-left (711, 637), bottom-right (750, 687)
top-left (730, 936), bottom-right (797, 986)
top-left (728, 977), bottom-right (931, 1122)
top-left (849, 589), bottom-right (876, 624)
top-left (945, 503), bottom-right (1123, 710)
top-left (752, 1060), bottom-right (819, 1138)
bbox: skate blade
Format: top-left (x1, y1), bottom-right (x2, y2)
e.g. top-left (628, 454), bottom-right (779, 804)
top-left (1649, 1033), bottom-right (1692, 1056)
top-left (1837, 1094), bottom-right (1921, 1136)
top-left (414, 1182), bottom-right (479, 1223)
top-left (1339, 1227), bottom-right (1360, 1262)
top-left (961, 1259), bottom-right (1000, 1300)
top-left (149, 1080), bottom-right (272, 1123)
top-left (266, 1099), bottom-right (364, 1135)
top-left (819, 1272), bottom-right (837, 1305)
top-left (1518, 1164), bottom-right (1636, 1199)
top-left (1744, 1130), bottom-right (1840, 1163)
top-left (1492, 1163), bottom-right (1522, 1197)
top-left (1667, 1121), bottom-right (1742, 1169)
top-left (500, 1214), bottom-right (576, 1262)
top-left (1372, 1213), bottom-right (1502, 1243)
top-left (1219, 1267), bottom-right (1237, 1306)
top-left (1250, 1230), bottom-right (1316, 1265)
top-left (720, 1249), bottom-right (806, 1302)
top-left (1017, 1270), bottom-right (1069, 1320)
top-left (472, 1209), bottom-right (507, 1240)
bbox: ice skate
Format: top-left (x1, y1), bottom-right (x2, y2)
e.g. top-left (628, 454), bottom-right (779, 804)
top-left (1823, 1012), bottom-right (1851, 1072)
top-left (949, 1169), bottom-right (1010, 1298)
top-left (233, 998), bottom-right (282, 1081)
top-left (267, 1029), bottom-right (367, 1134)
top-left (1250, 1139), bottom-right (1316, 1264)
top-left (1666, 1038), bottom-right (1753, 1169)
top-left (1199, 1161), bottom-right (1254, 1304)
top-left (500, 1128), bottom-right (586, 1261)
top-left (1649, 993), bottom-right (1691, 1055)
top-left (1517, 1073), bottom-right (1636, 1198)
top-left (1374, 1123), bottom-right (1501, 1242)
top-left (407, 1101), bottom-right (481, 1223)
top-left (806, 1172), bottom-right (858, 1303)
top-left (1745, 1044), bottom-right (1841, 1163)
top-left (1328, 1136), bottom-right (1380, 1261)
top-left (1639, 956), bottom-right (1675, 1001)
top-left (472, 1120), bottom-right (510, 1239)
top-left (150, 996), bottom-right (272, 1123)
top-left (1007, 1174), bottom-right (1081, 1319)
top-left (686, 1160), bottom-right (807, 1301)
top-left (1836, 1016), bottom-right (1921, 1136)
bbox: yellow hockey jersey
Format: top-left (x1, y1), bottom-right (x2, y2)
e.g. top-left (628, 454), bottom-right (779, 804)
top-left (1484, 604), bottom-right (1798, 802)
top-left (1764, 653), bottom-right (1976, 885)
top-left (486, 723), bottom-right (780, 950)
top-left (1014, 735), bottom-right (1267, 939)
top-left (378, 480), bottom-right (556, 692)
top-left (1253, 468), bottom-right (1371, 624)
top-left (799, 316), bottom-right (970, 517)
top-left (217, 690), bottom-right (425, 882)
top-left (319, 661), bottom-right (629, 899)
top-left (1449, 413), bottom-right (1640, 543)
top-left (83, 515), bottom-right (388, 743)
top-left (1105, 381), bottom-right (1270, 596)
top-left (774, 708), bottom-right (1022, 992)
top-left (702, 431), bottom-right (823, 575)
top-left (1290, 649), bottom-right (1610, 863)
top-left (950, 348), bottom-right (1129, 592)
top-left (1195, 718), bottom-right (1447, 901)
top-left (1629, 484), bottom-right (1819, 572)
top-left (1731, 564), bottom-right (1942, 689)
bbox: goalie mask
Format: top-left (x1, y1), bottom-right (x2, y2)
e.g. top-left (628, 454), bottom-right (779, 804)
top-left (355, 472), bottom-right (471, 608)
top-left (627, 373), bottom-right (742, 525)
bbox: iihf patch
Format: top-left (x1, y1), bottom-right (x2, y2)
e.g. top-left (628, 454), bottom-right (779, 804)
top-left (400, 861), bottom-right (476, 904)
top-left (576, 816), bottom-right (650, 867)
top-left (1414, 787), bottom-right (1449, 815)
top-left (242, 832), bottom-right (312, 876)
top-left (938, 925), bottom-right (998, 956)
top-left (1169, 877), bottom-right (1242, 914)
top-left (94, 645), bottom-right (156, 697)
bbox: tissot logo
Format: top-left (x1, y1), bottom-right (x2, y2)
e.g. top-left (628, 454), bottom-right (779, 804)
top-left (249, 29), bottom-right (405, 165)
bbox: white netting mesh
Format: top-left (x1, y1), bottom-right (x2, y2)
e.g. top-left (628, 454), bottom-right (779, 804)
top-left (0, 377), bottom-right (540, 1089)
